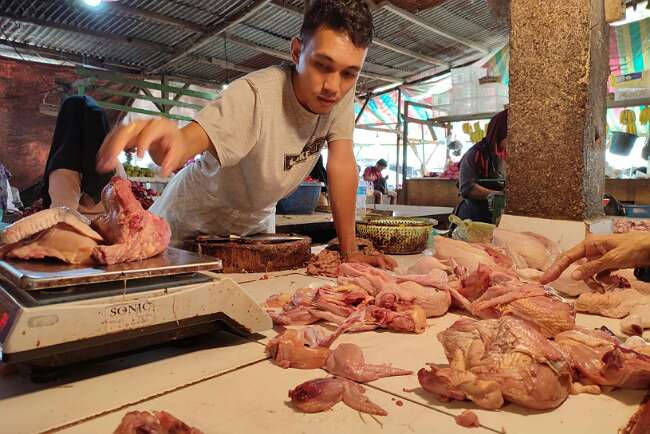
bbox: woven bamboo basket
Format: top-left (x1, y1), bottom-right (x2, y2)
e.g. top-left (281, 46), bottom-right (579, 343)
top-left (356, 217), bottom-right (436, 255)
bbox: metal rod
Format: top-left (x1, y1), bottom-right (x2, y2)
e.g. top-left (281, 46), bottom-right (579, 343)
top-left (77, 68), bottom-right (218, 100)
top-left (150, 0), bottom-right (272, 73)
top-left (355, 93), bottom-right (372, 124)
top-left (269, 0), bottom-right (448, 67)
top-left (96, 101), bottom-right (193, 122)
top-left (100, 1), bottom-right (207, 33)
top-left (396, 89), bottom-right (402, 189)
top-left (402, 101), bottom-right (409, 201)
top-left (381, 4), bottom-right (489, 54)
top-left (0, 13), bottom-right (175, 54)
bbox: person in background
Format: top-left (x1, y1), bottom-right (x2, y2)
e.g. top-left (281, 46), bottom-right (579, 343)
top-left (42, 95), bottom-right (125, 216)
top-left (540, 232), bottom-right (650, 284)
top-left (363, 158), bottom-right (396, 204)
top-left (455, 110), bottom-right (508, 223)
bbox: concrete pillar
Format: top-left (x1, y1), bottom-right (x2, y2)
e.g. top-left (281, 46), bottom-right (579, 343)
top-left (506, 0), bottom-right (609, 220)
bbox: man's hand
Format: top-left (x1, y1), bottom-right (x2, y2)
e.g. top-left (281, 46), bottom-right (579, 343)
top-left (96, 119), bottom-right (212, 177)
top-left (539, 233), bottom-right (650, 284)
top-left (345, 251), bottom-right (398, 270)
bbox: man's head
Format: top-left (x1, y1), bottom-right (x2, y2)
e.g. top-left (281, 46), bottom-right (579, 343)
top-left (291, 0), bottom-right (373, 114)
top-left (376, 159), bottom-right (387, 170)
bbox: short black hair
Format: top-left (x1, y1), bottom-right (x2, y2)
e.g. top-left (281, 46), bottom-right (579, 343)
top-left (300, 0), bottom-right (374, 48)
top-left (377, 159), bottom-right (387, 167)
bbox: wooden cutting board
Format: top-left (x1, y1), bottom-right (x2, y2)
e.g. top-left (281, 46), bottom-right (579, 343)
top-left (185, 234), bottom-right (312, 273)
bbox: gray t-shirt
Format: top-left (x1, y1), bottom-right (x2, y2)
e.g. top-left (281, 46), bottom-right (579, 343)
top-left (150, 64), bottom-right (355, 242)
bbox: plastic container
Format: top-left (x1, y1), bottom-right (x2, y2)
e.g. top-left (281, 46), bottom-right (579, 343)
top-left (622, 205), bottom-right (650, 218)
top-left (474, 96), bottom-right (508, 114)
top-left (356, 181), bottom-right (368, 211)
top-left (432, 92), bottom-right (450, 106)
top-left (450, 98), bottom-right (475, 115)
top-left (477, 82), bottom-right (509, 98)
top-left (451, 65), bottom-right (486, 85)
top-left (609, 131), bottom-right (639, 156)
top-left (276, 181), bottom-right (322, 215)
top-left (451, 84), bottom-right (477, 100)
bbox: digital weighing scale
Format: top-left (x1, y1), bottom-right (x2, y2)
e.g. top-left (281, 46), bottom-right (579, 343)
top-left (0, 247), bottom-right (272, 380)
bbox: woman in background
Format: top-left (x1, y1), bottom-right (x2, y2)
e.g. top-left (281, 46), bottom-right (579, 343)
top-left (455, 110), bottom-right (508, 223)
top-left (42, 95), bottom-right (125, 215)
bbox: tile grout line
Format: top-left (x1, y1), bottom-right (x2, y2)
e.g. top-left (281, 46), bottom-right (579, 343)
top-left (42, 356), bottom-right (271, 434)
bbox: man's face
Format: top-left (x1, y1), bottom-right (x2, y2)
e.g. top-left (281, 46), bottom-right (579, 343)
top-left (377, 163), bottom-right (386, 171)
top-left (291, 26), bottom-right (368, 114)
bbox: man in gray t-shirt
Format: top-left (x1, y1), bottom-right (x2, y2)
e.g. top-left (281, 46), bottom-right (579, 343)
top-left (96, 0), bottom-right (395, 269)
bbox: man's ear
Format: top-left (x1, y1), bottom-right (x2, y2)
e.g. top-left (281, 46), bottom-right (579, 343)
top-left (290, 37), bottom-right (302, 65)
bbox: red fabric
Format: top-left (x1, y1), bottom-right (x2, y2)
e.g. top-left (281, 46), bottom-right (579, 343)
top-left (363, 166), bottom-right (382, 182)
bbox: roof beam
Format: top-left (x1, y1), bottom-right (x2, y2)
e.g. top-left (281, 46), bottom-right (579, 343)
top-left (150, 0), bottom-right (272, 73)
top-left (95, 2), bottom-right (208, 34)
top-left (0, 40), bottom-right (142, 74)
top-left (0, 13), bottom-right (176, 54)
top-left (188, 53), bottom-right (255, 74)
top-left (380, 3), bottom-right (489, 54)
top-left (224, 35), bottom-right (402, 83)
top-left (269, 0), bottom-right (447, 67)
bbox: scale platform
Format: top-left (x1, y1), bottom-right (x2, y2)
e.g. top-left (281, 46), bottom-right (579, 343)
top-left (0, 248), bottom-right (272, 380)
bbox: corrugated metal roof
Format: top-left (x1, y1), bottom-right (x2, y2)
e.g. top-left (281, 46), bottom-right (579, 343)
top-left (0, 0), bottom-right (508, 90)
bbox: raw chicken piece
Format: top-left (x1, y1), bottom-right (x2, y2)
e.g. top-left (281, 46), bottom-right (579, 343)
top-left (267, 310), bottom-right (363, 369)
top-left (311, 305), bottom-right (427, 334)
top-left (268, 306), bottom-right (320, 326)
top-left (0, 223), bottom-right (99, 265)
top-left (550, 262), bottom-right (593, 296)
top-left (403, 255), bottom-right (453, 275)
top-left (622, 305), bottom-right (650, 336)
top-left (433, 237), bottom-right (501, 273)
top-left (555, 327), bottom-right (650, 389)
top-left (313, 285), bottom-right (373, 317)
top-left (457, 263), bottom-right (518, 301)
top-left (92, 177), bottom-right (171, 264)
top-left (306, 249), bottom-right (341, 277)
top-left (470, 280), bottom-right (576, 337)
top-left (576, 289), bottom-right (650, 319)
top-left (288, 377), bottom-right (387, 415)
top-left (324, 343), bottom-right (412, 382)
top-left (618, 268), bottom-right (650, 295)
top-left (0, 207), bottom-right (103, 244)
top-left (491, 228), bottom-right (560, 271)
top-left (418, 316), bottom-right (572, 411)
top-left (338, 262), bottom-right (452, 317)
top-left (113, 410), bottom-right (204, 434)
top-left (455, 410), bottom-right (480, 428)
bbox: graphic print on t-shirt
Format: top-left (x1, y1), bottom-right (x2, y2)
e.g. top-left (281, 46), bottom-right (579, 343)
top-left (284, 137), bottom-right (327, 171)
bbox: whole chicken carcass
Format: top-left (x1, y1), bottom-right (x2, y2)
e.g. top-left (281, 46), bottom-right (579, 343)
top-left (288, 377), bottom-right (387, 415)
top-left (418, 316), bottom-right (572, 411)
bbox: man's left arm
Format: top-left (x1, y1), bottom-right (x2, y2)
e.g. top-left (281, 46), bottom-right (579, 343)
top-left (327, 140), bottom-right (396, 270)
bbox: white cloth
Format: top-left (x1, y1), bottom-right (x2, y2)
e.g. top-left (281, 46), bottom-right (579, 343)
top-left (150, 64), bottom-right (355, 243)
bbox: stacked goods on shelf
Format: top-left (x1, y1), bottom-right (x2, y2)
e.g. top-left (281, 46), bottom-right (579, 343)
top-left (450, 65), bottom-right (508, 116)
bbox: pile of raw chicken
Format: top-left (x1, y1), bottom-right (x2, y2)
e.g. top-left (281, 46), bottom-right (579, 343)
top-left (0, 177), bottom-right (171, 265)
top-left (263, 228), bottom-right (650, 422)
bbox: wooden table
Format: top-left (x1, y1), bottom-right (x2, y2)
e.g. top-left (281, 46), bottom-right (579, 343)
top-left (1, 255), bottom-right (646, 434)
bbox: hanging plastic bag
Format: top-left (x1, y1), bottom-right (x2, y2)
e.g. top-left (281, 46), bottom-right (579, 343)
top-left (449, 214), bottom-right (495, 244)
